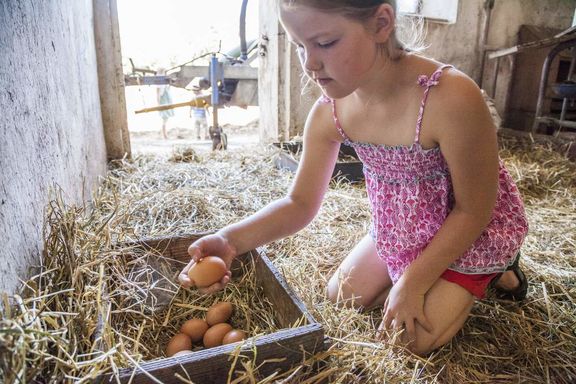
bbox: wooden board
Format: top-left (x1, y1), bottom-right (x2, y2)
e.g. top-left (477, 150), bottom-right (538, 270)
top-left (97, 233), bottom-right (325, 383)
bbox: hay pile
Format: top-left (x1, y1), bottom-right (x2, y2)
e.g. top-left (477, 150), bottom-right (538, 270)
top-left (1, 136), bottom-right (575, 383)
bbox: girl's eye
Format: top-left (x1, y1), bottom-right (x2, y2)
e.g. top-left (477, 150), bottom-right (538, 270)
top-left (318, 40), bottom-right (337, 48)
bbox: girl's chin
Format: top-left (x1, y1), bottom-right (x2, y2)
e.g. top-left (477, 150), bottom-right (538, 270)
top-left (319, 86), bottom-right (353, 100)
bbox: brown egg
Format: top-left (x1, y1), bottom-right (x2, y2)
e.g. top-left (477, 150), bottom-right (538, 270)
top-left (206, 302), bottom-right (233, 326)
top-left (203, 323), bottom-right (233, 348)
top-left (166, 333), bottom-right (192, 357)
top-left (187, 256), bottom-right (227, 288)
top-left (172, 350), bottom-right (193, 357)
top-left (180, 318), bottom-right (209, 342)
top-left (222, 329), bottom-right (246, 345)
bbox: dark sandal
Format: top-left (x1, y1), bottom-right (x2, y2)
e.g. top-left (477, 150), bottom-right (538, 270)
top-left (489, 252), bottom-right (529, 301)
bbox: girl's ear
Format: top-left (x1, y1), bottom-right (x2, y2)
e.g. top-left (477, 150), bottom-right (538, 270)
top-left (373, 3), bottom-right (395, 43)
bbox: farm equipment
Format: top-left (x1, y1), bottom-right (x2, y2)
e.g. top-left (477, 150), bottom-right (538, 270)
top-left (126, 0), bottom-right (258, 150)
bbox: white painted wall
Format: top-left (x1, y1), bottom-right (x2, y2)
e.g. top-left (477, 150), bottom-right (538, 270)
top-left (0, 1), bottom-right (107, 296)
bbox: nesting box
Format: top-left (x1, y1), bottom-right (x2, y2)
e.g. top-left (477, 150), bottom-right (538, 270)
top-left (97, 233), bottom-right (325, 383)
top-left (274, 142), bottom-right (364, 183)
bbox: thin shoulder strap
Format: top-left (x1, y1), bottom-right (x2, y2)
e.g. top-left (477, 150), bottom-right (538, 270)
top-left (320, 95), bottom-right (351, 142)
top-left (414, 65), bottom-right (453, 144)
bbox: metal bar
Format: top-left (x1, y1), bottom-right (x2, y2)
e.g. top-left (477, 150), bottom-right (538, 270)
top-left (239, 0), bottom-right (249, 61)
top-left (532, 39), bottom-right (576, 133)
top-left (124, 75), bottom-right (171, 86)
top-left (478, 0), bottom-right (494, 89)
top-left (535, 116), bottom-right (576, 129)
top-left (177, 65), bottom-right (258, 80)
top-left (489, 33), bottom-right (576, 59)
top-left (559, 47), bottom-right (576, 122)
top-left (134, 97), bottom-right (209, 114)
top-left (491, 57), bottom-right (500, 99)
top-left (210, 55), bottom-right (219, 130)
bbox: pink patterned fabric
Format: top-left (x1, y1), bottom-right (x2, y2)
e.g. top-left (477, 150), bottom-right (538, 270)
top-left (323, 65), bottom-right (528, 283)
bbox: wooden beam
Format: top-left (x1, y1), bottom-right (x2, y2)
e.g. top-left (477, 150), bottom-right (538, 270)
top-left (177, 65), bottom-right (258, 80)
top-left (489, 32), bottom-right (576, 60)
top-left (93, 0), bottom-right (131, 160)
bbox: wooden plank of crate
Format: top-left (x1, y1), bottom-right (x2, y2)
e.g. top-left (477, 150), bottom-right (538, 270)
top-left (99, 323), bottom-right (324, 383)
top-left (252, 247), bottom-right (316, 327)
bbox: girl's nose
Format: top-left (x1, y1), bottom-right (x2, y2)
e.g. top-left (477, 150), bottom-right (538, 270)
top-left (302, 50), bottom-right (322, 72)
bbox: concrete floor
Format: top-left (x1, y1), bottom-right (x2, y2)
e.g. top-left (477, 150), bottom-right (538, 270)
top-left (130, 129), bottom-right (259, 156)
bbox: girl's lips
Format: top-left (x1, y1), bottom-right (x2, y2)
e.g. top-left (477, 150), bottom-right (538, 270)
top-left (316, 78), bottom-right (332, 86)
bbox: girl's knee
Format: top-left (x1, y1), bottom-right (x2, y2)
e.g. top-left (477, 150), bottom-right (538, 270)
top-left (326, 277), bottom-right (339, 304)
top-left (388, 329), bottom-right (442, 356)
top-left (326, 273), bottom-right (370, 309)
top-left (406, 335), bottom-right (440, 356)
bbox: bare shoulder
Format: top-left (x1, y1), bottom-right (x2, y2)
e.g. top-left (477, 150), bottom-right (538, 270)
top-left (433, 68), bottom-right (489, 113)
top-left (426, 67), bottom-right (496, 140)
top-left (304, 96), bottom-right (342, 143)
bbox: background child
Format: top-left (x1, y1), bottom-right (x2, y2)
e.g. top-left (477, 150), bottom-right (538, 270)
top-left (190, 85), bottom-right (209, 140)
top-left (179, 0), bottom-right (529, 355)
top-left (156, 68), bottom-right (175, 139)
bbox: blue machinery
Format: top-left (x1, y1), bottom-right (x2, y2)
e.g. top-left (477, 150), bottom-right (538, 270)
top-left (129, 0), bottom-right (256, 150)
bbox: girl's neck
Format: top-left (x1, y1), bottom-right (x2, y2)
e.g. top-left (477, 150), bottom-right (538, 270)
top-left (352, 52), bottom-right (413, 106)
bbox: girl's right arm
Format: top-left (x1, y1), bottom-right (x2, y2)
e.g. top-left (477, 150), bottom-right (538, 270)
top-left (179, 98), bottom-right (342, 292)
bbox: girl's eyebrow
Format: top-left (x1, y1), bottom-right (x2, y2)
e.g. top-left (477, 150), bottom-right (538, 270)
top-left (304, 31), bottom-right (335, 42)
top-left (290, 31), bottom-right (335, 45)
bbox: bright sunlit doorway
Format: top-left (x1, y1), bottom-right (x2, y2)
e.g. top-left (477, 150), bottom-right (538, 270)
top-left (117, 0), bottom-right (260, 155)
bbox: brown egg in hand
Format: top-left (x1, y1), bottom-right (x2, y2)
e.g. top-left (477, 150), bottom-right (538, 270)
top-left (222, 329), bottom-right (246, 345)
top-left (180, 318), bottom-right (209, 343)
top-left (166, 333), bottom-right (192, 357)
top-left (187, 256), bottom-right (227, 288)
top-left (203, 323), bottom-right (233, 348)
top-left (206, 302), bottom-right (233, 326)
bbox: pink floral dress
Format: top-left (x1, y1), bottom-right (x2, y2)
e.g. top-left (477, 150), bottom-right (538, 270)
top-left (323, 65), bottom-right (528, 283)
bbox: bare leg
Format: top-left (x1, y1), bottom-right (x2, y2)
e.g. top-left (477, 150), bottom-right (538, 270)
top-left (379, 278), bottom-right (474, 356)
top-left (327, 234), bottom-right (392, 310)
top-left (162, 121), bottom-right (168, 139)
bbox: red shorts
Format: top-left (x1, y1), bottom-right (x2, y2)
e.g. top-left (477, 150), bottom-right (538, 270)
top-left (440, 269), bottom-right (499, 299)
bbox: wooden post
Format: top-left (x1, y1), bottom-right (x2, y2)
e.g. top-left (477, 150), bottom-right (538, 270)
top-left (258, 2), bottom-right (320, 143)
top-left (93, 0), bottom-right (131, 160)
top-left (258, 2), bottom-right (282, 142)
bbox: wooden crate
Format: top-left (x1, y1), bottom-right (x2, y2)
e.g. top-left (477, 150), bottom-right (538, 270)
top-left (273, 142), bottom-right (364, 183)
top-left (97, 233), bottom-right (325, 383)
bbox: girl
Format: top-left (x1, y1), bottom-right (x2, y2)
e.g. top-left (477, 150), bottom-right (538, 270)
top-left (179, 0), bottom-right (529, 355)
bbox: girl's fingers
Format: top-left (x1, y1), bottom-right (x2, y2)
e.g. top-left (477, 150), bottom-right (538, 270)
top-left (197, 275), bottom-right (230, 295)
top-left (383, 313), bottom-right (393, 330)
top-left (376, 322), bottom-right (385, 339)
top-left (178, 259), bottom-right (197, 288)
top-left (187, 243), bottom-right (204, 262)
top-left (178, 273), bottom-right (191, 288)
top-left (404, 319), bottom-right (416, 342)
top-left (417, 314), bottom-right (433, 334)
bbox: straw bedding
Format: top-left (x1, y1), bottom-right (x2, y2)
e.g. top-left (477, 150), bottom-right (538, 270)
top-left (1, 133), bottom-right (575, 383)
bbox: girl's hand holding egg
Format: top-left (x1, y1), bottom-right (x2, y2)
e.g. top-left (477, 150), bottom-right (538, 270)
top-left (178, 233), bottom-right (236, 294)
top-left (187, 256), bottom-right (227, 288)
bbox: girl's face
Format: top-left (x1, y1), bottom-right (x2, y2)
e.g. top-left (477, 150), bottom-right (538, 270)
top-left (280, 5), bottom-right (382, 99)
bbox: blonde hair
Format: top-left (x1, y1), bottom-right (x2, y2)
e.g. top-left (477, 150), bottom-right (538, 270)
top-left (280, 0), bottom-right (426, 61)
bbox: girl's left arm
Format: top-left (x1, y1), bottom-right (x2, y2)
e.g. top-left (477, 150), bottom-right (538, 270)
top-left (401, 71), bottom-right (500, 295)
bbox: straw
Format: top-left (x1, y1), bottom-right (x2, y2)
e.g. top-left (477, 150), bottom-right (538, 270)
top-left (1, 133), bottom-right (575, 383)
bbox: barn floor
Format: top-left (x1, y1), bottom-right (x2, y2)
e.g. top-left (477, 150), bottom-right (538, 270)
top-left (2, 128), bottom-right (575, 383)
top-left (108, 130), bottom-right (576, 382)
